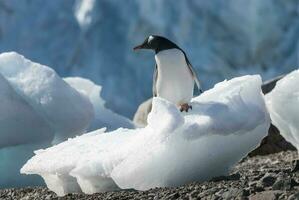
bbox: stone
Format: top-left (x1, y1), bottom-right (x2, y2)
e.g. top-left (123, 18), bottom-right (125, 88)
top-left (249, 125), bottom-right (296, 157)
top-left (272, 177), bottom-right (299, 191)
top-left (259, 173), bottom-right (277, 187)
top-left (212, 173), bottom-right (241, 182)
top-left (288, 192), bottom-right (299, 200)
top-left (221, 188), bottom-right (244, 199)
top-left (166, 192), bottom-right (180, 200)
top-left (291, 160), bottom-right (299, 173)
top-left (261, 74), bottom-right (285, 94)
top-left (249, 191), bottom-right (282, 200)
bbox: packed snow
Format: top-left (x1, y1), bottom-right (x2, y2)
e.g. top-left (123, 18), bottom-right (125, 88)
top-left (22, 75), bottom-right (270, 196)
top-left (266, 70), bottom-right (299, 150)
top-left (0, 52), bottom-right (133, 188)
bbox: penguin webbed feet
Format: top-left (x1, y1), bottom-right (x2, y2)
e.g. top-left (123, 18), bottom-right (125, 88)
top-left (180, 103), bottom-right (192, 112)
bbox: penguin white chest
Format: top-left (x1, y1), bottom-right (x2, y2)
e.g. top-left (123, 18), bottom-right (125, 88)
top-left (155, 49), bottom-right (194, 105)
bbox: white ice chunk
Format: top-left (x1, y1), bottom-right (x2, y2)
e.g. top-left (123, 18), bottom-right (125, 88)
top-left (64, 77), bottom-right (135, 131)
top-left (21, 75), bottom-right (270, 196)
top-left (42, 173), bottom-right (82, 196)
top-left (0, 52), bottom-right (94, 144)
top-left (0, 74), bottom-right (52, 148)
top-left (266, 69), bottom-right (299, 150)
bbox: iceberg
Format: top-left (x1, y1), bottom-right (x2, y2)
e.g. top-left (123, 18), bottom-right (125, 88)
top-left (266, 70), bottom-right (299, 150)
top-left (21, 75), bottom-right (270, 196)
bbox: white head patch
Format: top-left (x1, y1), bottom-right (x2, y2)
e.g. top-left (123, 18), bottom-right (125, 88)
top-left (148, 35), bottom-right (154, 43)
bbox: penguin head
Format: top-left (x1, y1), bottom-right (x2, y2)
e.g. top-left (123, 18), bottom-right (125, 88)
top-left (133, 35), bottom-right (179, 53)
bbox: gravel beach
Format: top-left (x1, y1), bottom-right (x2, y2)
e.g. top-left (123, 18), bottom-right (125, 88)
top-left (1, 151), bottom-right (299, 200)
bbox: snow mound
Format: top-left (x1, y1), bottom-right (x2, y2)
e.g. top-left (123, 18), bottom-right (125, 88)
top-left (21, 75), bottom-right (270, 196)
top-left (266, 70), bottom-right (299, 150)
top-left (64, 77), bottom-right (135, 131)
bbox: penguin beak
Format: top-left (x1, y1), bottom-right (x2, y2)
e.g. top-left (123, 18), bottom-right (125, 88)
top-left (133, 44), bottom-right (144, 51)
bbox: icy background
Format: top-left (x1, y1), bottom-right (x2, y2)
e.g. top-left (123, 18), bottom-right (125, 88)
top-left (0, 0), bottom-right (298, 118)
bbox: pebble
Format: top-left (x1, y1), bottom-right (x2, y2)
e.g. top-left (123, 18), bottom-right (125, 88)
top-left (259, 173), bottom-right (277, 187)
top-left (288, 192), bottom-right (299, 200)
top-left (249, 191), bottom-right (282, 200)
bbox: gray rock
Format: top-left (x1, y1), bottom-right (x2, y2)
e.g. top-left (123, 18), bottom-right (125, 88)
top-left (212, 173), bottom-right (241, 182)
top-left (221, 188), bottom-right (244, 199)
top-left (249, 191), bottom-right (282, 200)
top-left (249, 125), bottom-right (296, 157)
top-left (261, 75), bottom-right (285, 94)
top-left (165, 192), bottom-right (180, 200)
top-left (199, 188), bottom-right (218, 198)
top-left (188, 190), bottom-right (199, 198)
top-left (44, 194), bottom-right (52, 200)
top-left (291, 159), bottom-right (299, 172)
top-left (259, 173), bottom-right (277, 187)
top-left (272, 177), bottom-right (299, 191)
top-left (288, 192), bottom-right (299, 200)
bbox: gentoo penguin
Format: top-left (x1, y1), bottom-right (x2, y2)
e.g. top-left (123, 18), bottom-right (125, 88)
top-left (134, 35), bottom-right (202, 112)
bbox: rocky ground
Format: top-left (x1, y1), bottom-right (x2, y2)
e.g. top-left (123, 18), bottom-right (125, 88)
top-left (1, 151), bottom-right (299, 200)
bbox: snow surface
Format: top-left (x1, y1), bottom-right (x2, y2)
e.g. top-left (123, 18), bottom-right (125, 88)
top-left (0, 52), bottom-right (133, 188)
top-left (266, 70), bottom-right (299, 150)
top-left (22, 75), bottom-right (270, 196)
top-left (0, 1), bottom-right (298, 117)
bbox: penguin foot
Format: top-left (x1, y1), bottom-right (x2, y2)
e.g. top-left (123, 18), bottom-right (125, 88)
top-left (180, 104), bottom-right (192, 112)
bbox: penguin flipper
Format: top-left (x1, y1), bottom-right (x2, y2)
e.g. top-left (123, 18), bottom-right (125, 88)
top-left (153, 64), bottom-right (158, 97)
top-left (189, 64), bottom-right (203, 93)
top-left (185, 56), bottom-right (203, 93)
